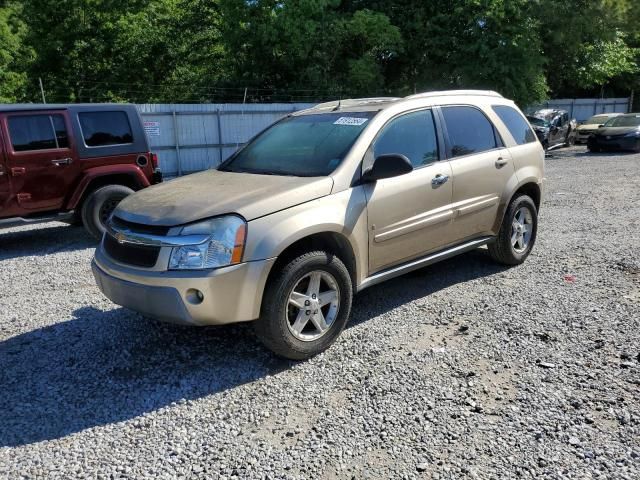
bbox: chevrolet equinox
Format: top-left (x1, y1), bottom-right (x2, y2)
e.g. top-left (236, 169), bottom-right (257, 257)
top-left (93, 90), bottom-right (544, 359)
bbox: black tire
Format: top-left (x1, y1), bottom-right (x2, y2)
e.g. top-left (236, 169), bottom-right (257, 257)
top-left (488, 195), bottom-right (538, 266)
top-left (254, 251), bottom-right (353, 360)
top-left (81, 184), bottom-right (134, 240)
top-left (565, 130), bottom-right (575, 146)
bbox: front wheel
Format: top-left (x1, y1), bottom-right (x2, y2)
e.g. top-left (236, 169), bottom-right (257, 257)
top-left (488, 195), bottom-right (538, 265)
top-left (81, 184), bottom-right (134, 240)
top-left (254, 251), bottom-right (353, 360)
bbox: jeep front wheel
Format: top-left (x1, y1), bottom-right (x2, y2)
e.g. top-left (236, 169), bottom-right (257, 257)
top-left (81, 184), bottom-right (134, 240)
top-left (254, 251), bottom-right (353, 360)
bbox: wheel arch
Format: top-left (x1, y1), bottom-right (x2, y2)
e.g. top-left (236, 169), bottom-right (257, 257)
top-left (66, 166), bottom-right (150, 210)
top-left (263, 231), bottom-right (359, 300)
top-left (492, 180), bottom-right (542, 233)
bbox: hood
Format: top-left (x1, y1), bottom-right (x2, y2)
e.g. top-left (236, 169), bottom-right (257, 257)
top-left (576, 124), bottom-right (600, 132)
top-left (594, 126), bottom-right (640, 136)
top-left (114, 169), bottom-right (334, 226)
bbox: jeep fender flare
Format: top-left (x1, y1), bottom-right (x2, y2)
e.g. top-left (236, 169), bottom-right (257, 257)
top-left (66, 165), bottom-right (150, 210)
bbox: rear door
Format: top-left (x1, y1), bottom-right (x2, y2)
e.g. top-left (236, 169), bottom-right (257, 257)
top-left (364, 108), bottom-right (455, 273)
top-left (438, 105), bottom-right (515, 241)
top-left (1, 110), bottom-right (79, 211)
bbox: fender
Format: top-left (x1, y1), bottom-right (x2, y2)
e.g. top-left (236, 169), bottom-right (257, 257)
top-left (65, 164), bottom-right (150, 210)
top-left (243, 187), bottom-right (370, 286)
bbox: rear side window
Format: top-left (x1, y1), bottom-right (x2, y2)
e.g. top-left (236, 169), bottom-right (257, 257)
top-left (441, 106), bottom-right (498, 158)
top-left (374, 109), bottom-right (438, 168)
top-left (79, 111), bottom-right (133, 147)
top-left (8, 114), bottom-right (69, 152)
top-left (492, 105), bottom-right (537, 145)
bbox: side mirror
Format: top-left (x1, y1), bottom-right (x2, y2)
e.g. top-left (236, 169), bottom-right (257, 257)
top-left (598, 124), bottom-right (605, 128)
top-left (362, 154), bottom-right (413, 182)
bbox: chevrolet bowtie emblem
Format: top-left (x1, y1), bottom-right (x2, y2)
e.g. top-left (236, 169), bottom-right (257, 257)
top-left (115, 232), bottom-right (126, 244)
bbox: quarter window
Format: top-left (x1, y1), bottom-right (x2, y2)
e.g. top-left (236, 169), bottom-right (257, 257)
top-left (79, 111), bottom-right (133, 147)
top-left (374, 110), bottom-right (438, 168)
top-left (8, 114), bottom-right (69, 152)
top-left (441, 106), bottom-right (498, 158)
top-left (492, 105), bottom-right (537, 145)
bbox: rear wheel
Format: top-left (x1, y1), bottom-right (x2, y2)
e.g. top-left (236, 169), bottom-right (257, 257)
top-left (81, 184), bottom-right (134, 240)
top-left (488, 195), bottom-right (538, 265)
top-left (254, 251), bottom-right (352, 360)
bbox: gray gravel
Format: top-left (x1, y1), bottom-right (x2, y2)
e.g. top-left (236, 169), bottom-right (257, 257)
top-left (1, 146), bottom-right (639, 479)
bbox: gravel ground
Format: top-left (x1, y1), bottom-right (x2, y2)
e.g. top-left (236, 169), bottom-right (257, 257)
top-left (0, 146), bottom-right (639, 480)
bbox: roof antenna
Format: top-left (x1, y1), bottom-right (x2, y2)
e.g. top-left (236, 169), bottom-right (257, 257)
top-left (332, 96), bottom-right (342, 111)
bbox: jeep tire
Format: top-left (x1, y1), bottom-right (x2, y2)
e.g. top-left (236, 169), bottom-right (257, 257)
top-left (254, 251), bottom-right (353, 360)
top-left (81, 184), bottom-right (134, 240)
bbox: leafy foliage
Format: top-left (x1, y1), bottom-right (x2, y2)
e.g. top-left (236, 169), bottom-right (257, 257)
top-left (1, 0), bottom-right (638, 105)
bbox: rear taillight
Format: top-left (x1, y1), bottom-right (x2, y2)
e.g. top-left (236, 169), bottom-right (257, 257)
top-left (150, 152), bottom-right (159, 169)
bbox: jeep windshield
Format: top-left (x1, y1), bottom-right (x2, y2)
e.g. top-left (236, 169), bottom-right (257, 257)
top-left (219, 112), bottom-right (376, 177)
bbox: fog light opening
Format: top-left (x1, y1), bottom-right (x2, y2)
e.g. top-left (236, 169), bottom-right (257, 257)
top-left (186, 288), bottom-right (204, 305)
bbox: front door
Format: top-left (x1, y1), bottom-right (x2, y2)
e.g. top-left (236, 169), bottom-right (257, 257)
top-left (364, 109), bottom-right (455, 273)
top-left (439, 105), bottom-right (516, 241)
top-left (1, 111), bottom-right (78, 211)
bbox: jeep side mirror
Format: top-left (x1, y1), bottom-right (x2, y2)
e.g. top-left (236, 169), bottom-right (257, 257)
top-left (362, 154), bottom-right (413, 182)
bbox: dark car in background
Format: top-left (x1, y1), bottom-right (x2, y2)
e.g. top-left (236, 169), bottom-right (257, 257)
top-left (526, 109), bottom-right (576, 150)
top-left (0, 104), bottom-right (162, 239)
top-left (574, 113), bottom-right (622, 144)
top-left (587, 113), bottom-right (640, 153)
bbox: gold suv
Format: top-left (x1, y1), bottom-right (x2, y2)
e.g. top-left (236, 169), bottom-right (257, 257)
top-left (93, 90), bottom-right (544, 359)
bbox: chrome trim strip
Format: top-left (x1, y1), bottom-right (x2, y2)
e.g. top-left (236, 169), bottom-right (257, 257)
top-left (106, 222), bottom-right (210, 247)
top-left (358, 236), bottom-right (492, 292)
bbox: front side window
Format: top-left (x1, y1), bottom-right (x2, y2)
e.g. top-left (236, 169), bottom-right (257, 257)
top-left (373, 110), bottom-right (439, 168)
top-left (8, 114), bottom-right (69, 152)
top-left (220, 112), bottom-right (376, 177)
top-left (79, 111), bottom-right (133, 147)
top-left (492, 105), bottom-right (537, 145)
top-left (441, 106), bottom-right (498, 158)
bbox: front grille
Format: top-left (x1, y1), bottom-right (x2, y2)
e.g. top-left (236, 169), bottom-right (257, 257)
top-left (110, 216), bottom-right (171, 236)
top-left (104, 233), bottom-right (161, 268)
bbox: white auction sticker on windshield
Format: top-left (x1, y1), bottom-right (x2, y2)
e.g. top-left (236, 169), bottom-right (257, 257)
top-left (334, 117), bottom-right (369, 126)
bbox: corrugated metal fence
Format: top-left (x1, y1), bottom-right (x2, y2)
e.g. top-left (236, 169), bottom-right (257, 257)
top-left (525, 98), bottom-right (630, 122)
top-left (137, 103), bottom-right (315, 177)
top-left (138, 98), bottom-right (630, 177)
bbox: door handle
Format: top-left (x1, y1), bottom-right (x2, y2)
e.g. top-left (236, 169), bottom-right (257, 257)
top-left (11, 167), bottom-right (26, 176)
top-left (431, 174), bottom-right (449, 186)
top-left (51, 158), bottom-right (72, 166)
top-left (495, 157), bottom-right (508, 167)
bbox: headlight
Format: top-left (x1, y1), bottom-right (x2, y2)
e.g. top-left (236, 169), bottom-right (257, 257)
top-left (624, 131), bottom-right (640, 138)
top-left (168, 216), bottom-right (246, 270)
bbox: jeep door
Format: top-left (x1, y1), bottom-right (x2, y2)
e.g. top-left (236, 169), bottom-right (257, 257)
top-left (1, 111), bottom-right (79, 211)
top-left (0, 129), bottom-right (12, 216)
top-left (438, 105), bottom-right (515, 241)
top-left (363, 109), bottom-right (455, 273)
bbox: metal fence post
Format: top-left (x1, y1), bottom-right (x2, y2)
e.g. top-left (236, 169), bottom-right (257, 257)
top-left (216, 109), bottom-right (223, 165)
top-left (172, 110), bottom-right (182, 176)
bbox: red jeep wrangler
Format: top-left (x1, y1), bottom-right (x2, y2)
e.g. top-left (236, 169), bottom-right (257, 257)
top-left (0, 104), bottom-right (161, 239)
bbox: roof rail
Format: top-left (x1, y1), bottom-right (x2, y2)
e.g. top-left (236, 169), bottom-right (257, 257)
top-left (405, 90), bottom-right (503, 100)
top-left (310, 97), bottom-right (401, 110)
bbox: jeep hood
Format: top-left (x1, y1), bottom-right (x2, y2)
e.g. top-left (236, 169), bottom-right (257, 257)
top-left (114, 169), bottom-right (334, 226)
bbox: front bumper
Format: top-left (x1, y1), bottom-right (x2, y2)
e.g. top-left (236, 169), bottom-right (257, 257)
top-left (588, 135), bottom-right (640, 151)
top-left (92, 248), bottom-right (276, 326)
top-left (574, 131), bottom-right (594, 143)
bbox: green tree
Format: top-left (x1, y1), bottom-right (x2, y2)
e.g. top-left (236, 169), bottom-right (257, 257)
top-left (0, 2), bottom-right (30, 102)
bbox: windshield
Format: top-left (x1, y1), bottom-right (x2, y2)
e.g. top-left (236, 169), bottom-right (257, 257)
top-left (526, 116), bottom-right (550, 127)
top-left (220, 112), bottom-right (376, 176)
top-left (603, 115), bottom-right (640, 128)
top-left (583, 115), bottom-right (611, 125)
